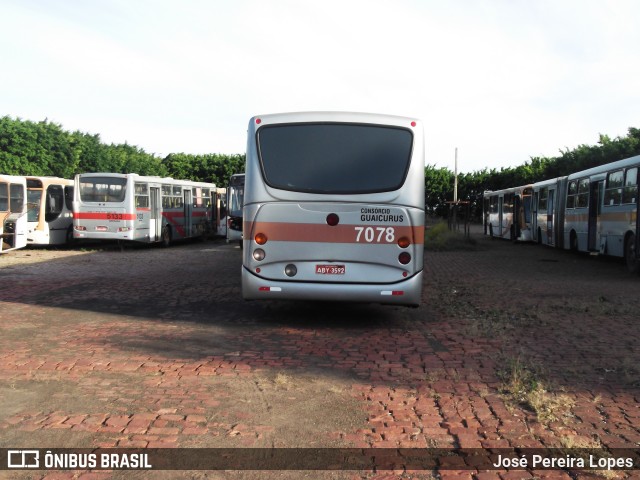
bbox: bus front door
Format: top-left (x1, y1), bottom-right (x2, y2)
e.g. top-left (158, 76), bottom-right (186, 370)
top-left (547, 189), bottom-right (555, 246)
top-left (184, 190), bottom-right (192, 238)
top-left (587, 180), bottom-right (603, 252)
top-left (498, 197), bottom-right (504, 237)
top-left (150, 187), bottom-right (161, 242)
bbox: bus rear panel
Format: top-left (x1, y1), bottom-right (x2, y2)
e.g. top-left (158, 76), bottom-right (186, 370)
top-left (242, 112), bottom-right (425, 306)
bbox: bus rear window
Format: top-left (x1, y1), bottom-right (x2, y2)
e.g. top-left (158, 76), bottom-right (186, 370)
top-left (80, 177), bottom-right (127, 203)
top-left (257, 123), bottom-right (413, 194)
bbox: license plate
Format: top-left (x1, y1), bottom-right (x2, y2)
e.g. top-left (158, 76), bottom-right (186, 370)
top-left (315, 265), bottom-right (345, 275)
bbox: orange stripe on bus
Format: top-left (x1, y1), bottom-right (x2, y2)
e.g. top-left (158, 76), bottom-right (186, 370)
top-left (244, 221), bottom-right (425, 244)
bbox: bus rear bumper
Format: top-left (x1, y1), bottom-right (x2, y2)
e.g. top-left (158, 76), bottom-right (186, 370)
top-left (241, 268), bottom-right (423, 306)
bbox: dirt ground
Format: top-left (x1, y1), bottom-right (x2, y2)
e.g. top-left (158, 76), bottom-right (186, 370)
top-left (0, 229), bottom-right (639, 480)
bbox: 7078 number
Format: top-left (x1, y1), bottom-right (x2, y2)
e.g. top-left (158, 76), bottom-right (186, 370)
top-left (354, 226), bottom-right (395, 243)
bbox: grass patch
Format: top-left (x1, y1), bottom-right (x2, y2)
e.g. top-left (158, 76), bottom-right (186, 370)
top-left (424, 221), bottom-right (478, 251)
top-left (497, 356), bottom-right (575, 424)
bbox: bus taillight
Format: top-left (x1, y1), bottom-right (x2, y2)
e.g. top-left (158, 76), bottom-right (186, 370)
top-left (326, 213), bottom-right (339, 226)
top-left (255, 233), bottom-right (267, 245)
top-left (253, 248), bottom-right (265, 261)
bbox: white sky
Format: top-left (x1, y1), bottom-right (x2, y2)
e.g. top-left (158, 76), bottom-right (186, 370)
top-left (1, 0), bottom-right (638, 173)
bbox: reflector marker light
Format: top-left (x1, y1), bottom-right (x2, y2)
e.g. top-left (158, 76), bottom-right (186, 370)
top-left (326, 213), bottom-right (339, 226)
top-left (256, 118), bottom-right (262, 124)
top-left (259, 286), bottom-right (281, 292)
top-left (398, 252), bottom-right (411, 264)
top-left (381, 291), bottom-right (405, 296)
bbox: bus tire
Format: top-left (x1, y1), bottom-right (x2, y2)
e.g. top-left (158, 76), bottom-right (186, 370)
top-left (161, 226), bottom-right (172, 248)
top-left (570, 230), bottom-right (578, 253)
top-left (489, 224), bottom-right (494, 239)
top-left (624, 233), bottom-right (638, 274)
top-left (66, 225), bottom-right (75, 246)
top-left (537, 228), bottom-right (542, 245)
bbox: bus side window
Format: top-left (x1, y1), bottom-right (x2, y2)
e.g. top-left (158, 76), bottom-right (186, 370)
top-left (604, 170), bottom-right (623, 206)
top-left (577, 179), bottom-right (589, 208)
top-left (538, 188), bottom-right (548, 212)
top-left (64, 186), bottom-right (74, 211)
top-left (10, 183), bottom-right (25, 212)
top-left (45, 185), bottom-right (64, 222)
top-left (623, 167), bottom-right (638, 204)
top-left (566, 180), bottom-right (577, 209)
top-left (0, 183), bottom-right (8, 211)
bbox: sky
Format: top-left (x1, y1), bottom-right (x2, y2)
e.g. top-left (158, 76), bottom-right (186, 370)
top-left (1, 0), bottom-right (638, 173)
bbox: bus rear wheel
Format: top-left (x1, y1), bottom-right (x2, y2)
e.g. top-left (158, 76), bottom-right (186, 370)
top-left (161, 226), bottom-right (172, 248)
top-left (570, 231), bottom-right (578, 253)
top-left (66, 225), bottom-right (75, 246)
top-left (625, 233), bottom-right (638, 274)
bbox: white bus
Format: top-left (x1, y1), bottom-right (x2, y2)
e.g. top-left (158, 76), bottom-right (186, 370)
top-left (562, 155), bottom-right (639, 271)
top-left (226, 173), bottom-right (244, 246)
top-left (242, 112), bottom-right (425, 306)
top-left (73, 173), bottom-right (217, 246)
top-left (531, 176), bottom-right (568, 247)
top-left (483, 185), bottom-right (533, 241)
top-left (214, 186), bottom-right (228, 237)
top-left (26, 176), bottom-right (74, 245)
top-left (0, 174), bottom-right (28, 253)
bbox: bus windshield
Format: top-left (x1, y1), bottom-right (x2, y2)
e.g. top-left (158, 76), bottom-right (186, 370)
top-left (229, 186), bottom-right (244, 217)
top-left (257, 123), bottom-right (413, 194)
top-left (80, 177), bottom-right (127, 203)
top-left (0, 182), bottom-right (7, 211)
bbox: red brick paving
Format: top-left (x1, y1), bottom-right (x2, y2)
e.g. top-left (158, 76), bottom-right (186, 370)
top-left (1, 235), bottom-right (639, 479)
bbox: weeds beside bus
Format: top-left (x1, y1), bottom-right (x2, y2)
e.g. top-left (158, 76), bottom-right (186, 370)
top-left (74, 173), bottom-right (217, 246)
top-left (242, 112), bottom-right (425, 306)
top-left (0, 175), bottom-right (28, 253)
top-left (26, 176), bottom-right (74, 245)
top-left (226, 173), bottom-right (245, 246)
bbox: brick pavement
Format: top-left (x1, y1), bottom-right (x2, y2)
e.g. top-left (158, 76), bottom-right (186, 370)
top-left (0, 234), bottom-right (638, 479)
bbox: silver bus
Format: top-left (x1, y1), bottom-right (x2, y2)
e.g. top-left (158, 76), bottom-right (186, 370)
top-left (74, 173), bottom-right (217, 246)
top-left (242, 112), bottom-right (425, 306)
top-left (483, 184), bottom-right (533, 242)
top-left (562, 155), bottom-right (639, 271)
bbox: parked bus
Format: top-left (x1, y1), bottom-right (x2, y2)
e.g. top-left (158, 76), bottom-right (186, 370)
top-left (242, 112), bottom-right (425, 306)
top-left (531, 176), bottom-right (567, 247)
top-left (26, 176), bottom-right (74, 245)
top-left (562, 155), bottom-right (639, 272)
top-left (73, 173), bottom-right (217, 246)
top-left (483, 185), bottom-right (533, 241)
top-left (214, 187), bottom-right (227, 237)
top-left (0, 175), bottom-right (28, 253)
top-left (226, 173), bottom-right (244, 246)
